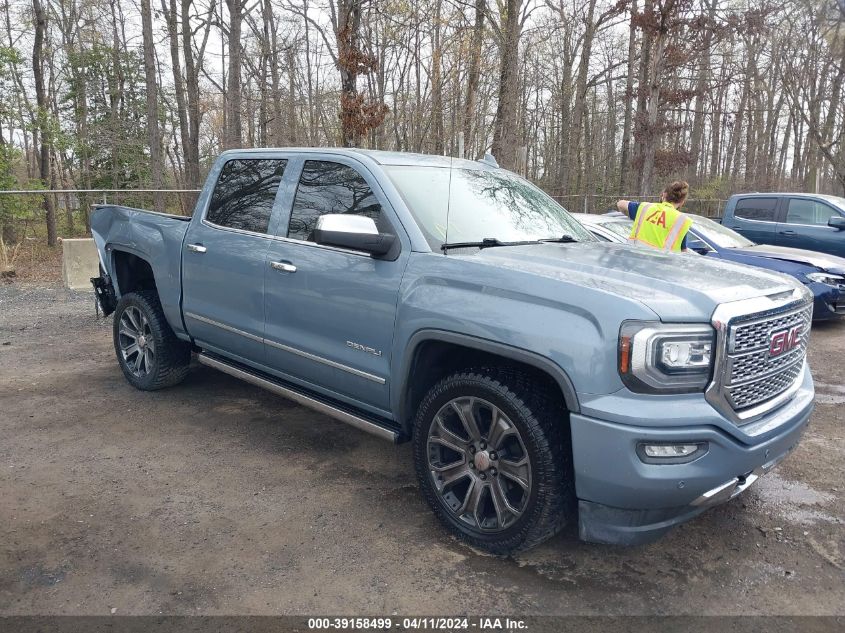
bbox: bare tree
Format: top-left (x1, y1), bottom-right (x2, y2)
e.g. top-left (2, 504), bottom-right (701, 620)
top-left (32, 0), bottom-right (57, 246)
top-left (140, 0), bottom-right (164, 211)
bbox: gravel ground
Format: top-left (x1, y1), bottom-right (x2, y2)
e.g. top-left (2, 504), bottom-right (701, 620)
top-left (0, 283), bottom-right (843, 616)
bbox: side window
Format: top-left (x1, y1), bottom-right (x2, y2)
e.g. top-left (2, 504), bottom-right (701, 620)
top-left (287, 160), bottom-right (390, 241)
top-left (786, 199), bottom-right (839, 226)
top-left (734, 197), bottom-right (778, 222)
top-left (206, 159), bottom-right (287, 233)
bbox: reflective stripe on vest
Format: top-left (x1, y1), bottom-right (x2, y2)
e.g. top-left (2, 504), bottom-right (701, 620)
top-left (628, 202), bottom-right (691, 253)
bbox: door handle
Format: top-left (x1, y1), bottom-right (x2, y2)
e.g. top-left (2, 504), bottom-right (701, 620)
top-left (779, 230), bottom-right (797, 236)
top-left (186, 243), bottom-right (207, 253)
top-left (270, 261), bottom-right (297, 273)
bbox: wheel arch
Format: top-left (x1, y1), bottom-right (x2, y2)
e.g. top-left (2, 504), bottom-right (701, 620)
top-left (109, 248), bottom-right (159, 298)
top-left (397, 330), bottom-right (580, 436)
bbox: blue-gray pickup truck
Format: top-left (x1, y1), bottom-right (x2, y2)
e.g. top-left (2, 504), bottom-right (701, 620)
top-left (90, 149), bottom-right (815, 552)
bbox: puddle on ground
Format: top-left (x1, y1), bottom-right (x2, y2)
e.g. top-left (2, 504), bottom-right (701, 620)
top-left (751, 472), bottom-right (841, 525)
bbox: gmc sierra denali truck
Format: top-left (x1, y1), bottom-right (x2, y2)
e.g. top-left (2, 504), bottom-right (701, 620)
top-left (90, 149), bottom-right (815, 553)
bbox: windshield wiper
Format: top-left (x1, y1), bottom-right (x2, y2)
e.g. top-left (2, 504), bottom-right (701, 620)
top-left (440, 238), bottom-right (539, 252)
top-left (538, 234), bottom-right (578, 243)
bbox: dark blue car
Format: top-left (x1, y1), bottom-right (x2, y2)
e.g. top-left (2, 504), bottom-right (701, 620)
top-left (575, 212), bottom-right (845, 321)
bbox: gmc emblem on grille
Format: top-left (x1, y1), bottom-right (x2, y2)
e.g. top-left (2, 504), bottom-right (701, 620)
top-left (769, 325), bottom-right (802, 357)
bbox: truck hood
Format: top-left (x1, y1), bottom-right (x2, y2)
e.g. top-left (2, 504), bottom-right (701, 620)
top-left (734, 244), bottom-right (845, 274)
top-left (471, 242), bottom-right (799, 321)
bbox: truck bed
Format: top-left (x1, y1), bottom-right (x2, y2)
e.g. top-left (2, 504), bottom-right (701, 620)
top-left (90, 204), bottom-right (192, 337)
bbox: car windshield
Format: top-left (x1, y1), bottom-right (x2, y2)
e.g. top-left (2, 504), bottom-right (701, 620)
top-left (690, 215), bottom-right (754, 248)
top-left (600, 219), bottom-right (633, 240)
top-left (385, 165), bottom-right (594, 249)
top-left (820, 195), bottom-right (845, 213)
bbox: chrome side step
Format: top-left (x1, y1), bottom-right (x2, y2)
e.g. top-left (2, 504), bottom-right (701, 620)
top-left (197, 353), bottom-right (399, 443)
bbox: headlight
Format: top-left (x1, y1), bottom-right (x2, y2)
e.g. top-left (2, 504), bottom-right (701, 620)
top-left (619, 322), bottom-right (714, 393)
top-left (806, 272), bottom-right (844, 286)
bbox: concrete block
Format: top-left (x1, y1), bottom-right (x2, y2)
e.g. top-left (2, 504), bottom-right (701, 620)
top-left (62, 238), bottom-right (99, 290)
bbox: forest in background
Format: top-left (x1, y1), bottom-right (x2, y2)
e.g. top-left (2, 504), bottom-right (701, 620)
top-left (1, 0), bottom-right (845, 247)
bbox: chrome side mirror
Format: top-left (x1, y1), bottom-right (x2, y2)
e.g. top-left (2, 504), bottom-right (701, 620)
top-left (312, 214), bottom-right (396, 257)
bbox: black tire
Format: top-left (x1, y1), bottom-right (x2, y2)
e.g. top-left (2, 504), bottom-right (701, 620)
top-left (413, 367), bottom-right (574, 554)
top-left (112, 290), bottom-right (191, 390)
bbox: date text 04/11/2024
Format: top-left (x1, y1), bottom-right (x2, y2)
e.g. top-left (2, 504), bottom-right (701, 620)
top-left (306, 617), bottom-right (528, 631)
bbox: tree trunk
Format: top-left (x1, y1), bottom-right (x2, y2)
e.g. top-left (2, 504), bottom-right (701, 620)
top-left (462, 0), bottom-right (485, 158)
top-left (163, 0), bottom-right (188, 187)
top-left (181, 0), bottom-right (201, 187)
top-left (564, 0), bottom-right (597, 195)
top-left (337, 0), bottom-right (361, 147)
top-left (286, 47), bottom-right (298, 144)
top-left (225, 0), bottom-right (243, 149)
top-left (631, 0), bottom-right (653, 193)
top-left (265, 0), bottom-right (284, 145)
top-left (491, 0), bottom-right (523, 170)
top-left (638, 21), bottom-right (667, 196)
top-left (430, 0), bottom-right (444, 154)
top-left (33, 0), bottom-right (56, 246)
top-left (619, 0), bottom-right (638, 191)
top-left (141, 0), bottom-right (164, 211)
top-left (687, 0), bottom-right (716, 182)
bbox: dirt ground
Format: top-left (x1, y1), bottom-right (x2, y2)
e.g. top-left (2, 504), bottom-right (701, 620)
top-left (0, 282), bottom-right (843, 616)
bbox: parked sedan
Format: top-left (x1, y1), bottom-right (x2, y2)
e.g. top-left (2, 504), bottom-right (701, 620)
top-left (575, 212), bottom-right (845, 321)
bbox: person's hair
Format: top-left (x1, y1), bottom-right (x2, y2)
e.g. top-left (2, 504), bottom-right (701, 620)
top-left (663, 180), bottom-right (689, 205)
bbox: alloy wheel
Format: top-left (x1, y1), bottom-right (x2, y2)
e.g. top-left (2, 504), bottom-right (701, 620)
top-left (427, 396), bottom-right (532, 532)
top-left (118, 305), bottom-right (156, 378)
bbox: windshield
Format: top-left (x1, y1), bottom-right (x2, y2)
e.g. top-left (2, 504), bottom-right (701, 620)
top-left (385, 165), bottom-right (594, 249)
top-left (690, 215), bottom-right (754, 248)
top-left (600, 219), bottom-right (633, 240)
top-left (820, 194), bottom-right (845, 213)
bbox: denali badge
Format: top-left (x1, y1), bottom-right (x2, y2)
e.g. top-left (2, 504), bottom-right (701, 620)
top-left (346, 340), bottom-right (382, 356)
top-left (769, 325), bottom-right (802, 357)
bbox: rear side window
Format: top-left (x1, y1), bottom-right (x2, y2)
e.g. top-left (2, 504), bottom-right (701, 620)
top-left (734, 197), bottom-right (778, 222)
top-left (786, 199), bottom-right (839, 226)
top-left (206, 159), bottom-right (287, 233)
top-left (287, 160), bottom-right (389, 241)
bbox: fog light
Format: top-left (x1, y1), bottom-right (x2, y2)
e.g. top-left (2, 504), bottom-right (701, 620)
top-left (644, 444), bottom-right (698, 457)
top-left (637, 442), bottom-right (707, 464)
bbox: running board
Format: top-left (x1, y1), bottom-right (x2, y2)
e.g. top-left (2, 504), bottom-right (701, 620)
top-left (197, 353), bottom-right (399, 443)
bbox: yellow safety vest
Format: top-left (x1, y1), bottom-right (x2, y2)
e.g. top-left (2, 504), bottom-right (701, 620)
top-left (629, 201), bottom-right (692, 252)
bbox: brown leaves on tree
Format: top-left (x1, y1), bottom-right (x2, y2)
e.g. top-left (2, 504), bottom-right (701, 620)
top-left (339, 92), bottom-right (388, 143)
top-left (336, 23), bottom-right (387, 146)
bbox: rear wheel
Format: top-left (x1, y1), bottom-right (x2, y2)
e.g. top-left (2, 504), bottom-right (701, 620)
top-left (113, 290), bottom-right (191, 390)
top-left (413, 368), bottom-right (573, 554)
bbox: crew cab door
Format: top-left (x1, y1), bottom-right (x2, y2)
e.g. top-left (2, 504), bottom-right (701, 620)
top-left (182, 156), bottom-right (290, 364)
top-left (780, 197), bottom-right (845, 257)
top-left (262, 157), bottom-right (408, 414)
top-left (724, 196), bottom-right (781, 245)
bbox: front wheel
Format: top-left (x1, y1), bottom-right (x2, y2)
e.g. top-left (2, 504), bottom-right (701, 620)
top-left (413, 368), bottom-right (573, 554)
top-left (113, 290), bottom-right (191, 390)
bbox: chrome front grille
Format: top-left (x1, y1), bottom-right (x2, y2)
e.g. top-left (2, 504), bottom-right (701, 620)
top-left (722, 303), bottom-right (812, 416)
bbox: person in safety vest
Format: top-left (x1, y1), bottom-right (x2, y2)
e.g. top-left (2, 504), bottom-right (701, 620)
top-left (615, 181), bottom-right (693, 252)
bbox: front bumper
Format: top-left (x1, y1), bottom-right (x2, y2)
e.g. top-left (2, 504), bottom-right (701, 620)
top-left (572, 365), bottom-right (814, 545)
top-left (808, 281), bottom-right (845, 320)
